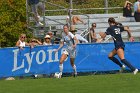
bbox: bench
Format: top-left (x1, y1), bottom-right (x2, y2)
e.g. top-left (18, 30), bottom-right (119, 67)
top-left (29, 13), bottom-right (140, 41)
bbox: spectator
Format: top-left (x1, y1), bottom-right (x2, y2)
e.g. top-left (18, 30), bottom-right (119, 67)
top-left (134, 0), bottom-right (140, 22)
top-left (30, 38), bottom-right (42, 46)
top-left (47, 31), bottom-right (54, 44)
top-left (6, 34), bottom-right (29, 80)
top-left (90, 23), bottom-right (102, 43)
top-left (123, 0), bottom-right (133, 17)
top-left (16, 34), bottom-right (30, 49)
top-left (40, 35), bottom-right (53, 78)
top-left (47, 31), bottom-right (61, 44)
top-left (28, 0), bottom-right (45, 26)
top-left (70, 25), bottom-right (88, 43)
top-left (29, 38), bottom-right (42, 78)
top-left (66, 15), bottom-right (85, 25)
top-left (15, 34), bottom-right (30, 79)
top-left (72, 15), bottom-right (85, 25)
top-left (43, 35), bottom-right (52, 45)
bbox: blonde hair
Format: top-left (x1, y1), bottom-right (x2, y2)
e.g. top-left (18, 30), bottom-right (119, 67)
top-left (20, 34), bottom-right (26, 38)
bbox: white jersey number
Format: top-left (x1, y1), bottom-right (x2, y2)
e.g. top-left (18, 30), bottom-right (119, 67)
top-left (114, 28), bottom-right (120, 35)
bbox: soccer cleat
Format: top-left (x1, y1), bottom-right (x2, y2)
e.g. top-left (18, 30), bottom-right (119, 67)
top-left (73, 73), bottom-right (77, 77)
top-left (59, 72), bottom-right (62, 78)
top-left (119, 65), bottom-right (126, 73)
top-left (36, 22), bottom-right (44, 26)
top-left (34, 74), bottom-right (38, 78)
top-left (59, 74), bottom-right (62, 78)
top-left (32, 74), bottom-right (38, 79)
top-left (39, 22), bottom-right (43, 25)
top-left (133, 69), bottom-right (138, 75)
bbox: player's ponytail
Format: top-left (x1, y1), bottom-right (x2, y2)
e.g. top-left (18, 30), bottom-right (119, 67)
top-left (108, 17), bottom-right (117, 24)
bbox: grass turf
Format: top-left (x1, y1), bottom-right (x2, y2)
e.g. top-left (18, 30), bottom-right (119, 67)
top-left (0, 73), bottom-right (140, 93)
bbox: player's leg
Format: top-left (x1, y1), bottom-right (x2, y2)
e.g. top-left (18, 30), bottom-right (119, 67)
top-left (70, 58), bottom-right (77, 77)
top-left (59, 50), bottom-right (68, 76)
top-left (117, 48), bottom-right (138, 74)
top-left (70, 50), bottom-right (77, 77)
top-left (59, 54), bottom-right (67, 76)
top-left (31, 4), bottom-right (39, 23)
top-left (108, 49), bottom-right (123, 68)
top-left (37, 2), bottom-right (45, 16)
top-left (77, 16), bottom-right (84, 24)
top-left (31, 3), bottom-right (43, 26)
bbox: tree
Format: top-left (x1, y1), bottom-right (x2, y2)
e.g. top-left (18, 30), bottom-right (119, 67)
top-left (0, 0), bottom-right (29, 47)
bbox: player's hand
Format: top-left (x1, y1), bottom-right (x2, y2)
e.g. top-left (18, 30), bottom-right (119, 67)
top-left (129, 36), bottom-right (134, 42)
top-left (99, 32), bottom-right (105, 38)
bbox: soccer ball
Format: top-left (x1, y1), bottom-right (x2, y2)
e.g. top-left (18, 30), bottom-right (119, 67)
top-left (54, 72), bottom-right (61, 78)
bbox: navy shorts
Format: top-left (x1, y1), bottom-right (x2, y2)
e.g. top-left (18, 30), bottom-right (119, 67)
top-left (114, 42), bottom-right (125, 50)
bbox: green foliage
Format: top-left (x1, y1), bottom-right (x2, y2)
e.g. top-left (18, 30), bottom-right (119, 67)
top-left (0, 0), bottom-right (30, 47)
top-left (46, 0), bottom-right (136, 15)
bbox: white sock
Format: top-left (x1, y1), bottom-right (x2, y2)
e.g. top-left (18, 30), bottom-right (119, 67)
top-left (72, 65), bottom-right (77, 74)
top-left (59, 64), bottom-right (63, 75)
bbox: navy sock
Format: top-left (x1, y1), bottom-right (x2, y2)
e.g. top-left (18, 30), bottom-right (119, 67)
top-left (109, 57), bottom-right (122, 67)
top-left (121, 59), bottom-right (135, 71)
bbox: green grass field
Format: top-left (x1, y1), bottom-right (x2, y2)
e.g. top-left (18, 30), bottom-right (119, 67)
top-left (0, 73), bottom-right (140, 93)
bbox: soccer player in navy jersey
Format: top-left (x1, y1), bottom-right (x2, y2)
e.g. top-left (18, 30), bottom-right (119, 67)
top-left (99, 17), bottom-right (138, 75)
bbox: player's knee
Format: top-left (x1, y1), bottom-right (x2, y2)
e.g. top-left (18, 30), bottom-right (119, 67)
top-left (59, 61), bottom-right (63, 64)
top-left (70, 63), bottom-right (74, 67)
top-left (59, 59), bottom-right (64, 64)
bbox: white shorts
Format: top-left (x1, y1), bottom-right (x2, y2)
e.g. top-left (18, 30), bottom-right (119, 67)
top-left (63, 49), bottom-right (76, 58)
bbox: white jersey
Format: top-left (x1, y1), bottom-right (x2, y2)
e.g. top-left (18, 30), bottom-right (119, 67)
top-left (61, 32), bottom-right (75, 51)
top-left (19, 40), bottom-right (25, 47)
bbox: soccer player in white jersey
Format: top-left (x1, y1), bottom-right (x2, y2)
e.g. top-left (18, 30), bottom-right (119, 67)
top-left (55, 24), bottom-right (79, 77)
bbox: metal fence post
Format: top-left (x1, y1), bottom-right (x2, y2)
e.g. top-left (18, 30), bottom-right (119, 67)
top-left (26, 0), bottom-right (29, 28)
top-left (69, 0), bottom-right (73, 31)
top-left (104, 0), bottom-right (108, 14)
top-left (87, 16), bottom-right (91, 43)
top-left (43, 0), bottom-right (46, 35)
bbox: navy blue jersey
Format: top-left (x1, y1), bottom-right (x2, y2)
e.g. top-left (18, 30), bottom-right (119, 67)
top-left (105, 25), bottom-right (125, 50)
